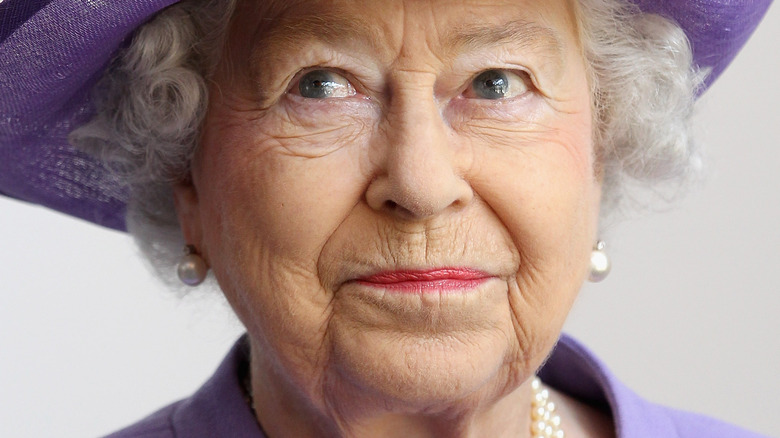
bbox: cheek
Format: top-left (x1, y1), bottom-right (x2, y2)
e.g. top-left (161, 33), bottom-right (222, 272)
top-left (468, 112), bottom-right (598, 245)
top-left (192, 107), bottom-right (376, 327)
top-left (191, 104), bottom-right (378, 390)
top-left (466, 109), bottom-right (599, 347)
top-left (197, 109), bottom-right (374, 266)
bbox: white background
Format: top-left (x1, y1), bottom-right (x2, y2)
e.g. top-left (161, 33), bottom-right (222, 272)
top-left (1, 4), bottom-right (778, 437)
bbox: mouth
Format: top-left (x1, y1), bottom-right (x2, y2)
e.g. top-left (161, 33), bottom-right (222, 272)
top-left (354, 268), bottom-right (493, 293)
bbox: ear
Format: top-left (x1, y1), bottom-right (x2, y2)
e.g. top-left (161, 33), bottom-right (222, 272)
top-left (172, 180), bottom-right (204, 253)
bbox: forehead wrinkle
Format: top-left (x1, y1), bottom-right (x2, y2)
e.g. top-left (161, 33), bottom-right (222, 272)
top-left (248, 12), bottom-right (384, 66)
top-left (444, 19), bottom-right (565, 67)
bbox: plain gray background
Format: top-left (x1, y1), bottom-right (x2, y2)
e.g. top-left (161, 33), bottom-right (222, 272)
top-left (1, 3), bottom-right (778, 437)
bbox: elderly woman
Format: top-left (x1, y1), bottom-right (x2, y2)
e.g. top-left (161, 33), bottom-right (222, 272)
top-left (0, 0), bottom-right (775, 436)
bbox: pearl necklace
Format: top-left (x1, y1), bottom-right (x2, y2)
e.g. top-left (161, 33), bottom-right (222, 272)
top-left (531, 377), bottom-right (565, 438)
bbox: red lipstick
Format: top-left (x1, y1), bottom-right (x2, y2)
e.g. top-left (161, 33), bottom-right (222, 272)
top-left (355, 268), bottom-right (492, 293)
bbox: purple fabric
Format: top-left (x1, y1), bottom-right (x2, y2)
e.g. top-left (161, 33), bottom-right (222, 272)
top-left (0, 0), bottom-right (774, 231)
top-left (0, 0), bottom-right (179, 230)
top-left (633, 0), bottom-right (774, 90)
top-left (104, 334), bottom-right (767, 438)
top-left (539, 335), bottom-right (768, 438)
top-left (104, 336), bottom-right (264, 438)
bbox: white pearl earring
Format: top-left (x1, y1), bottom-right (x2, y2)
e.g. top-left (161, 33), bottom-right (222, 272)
top-left (588, 241), bottom-right (611, 282)
top-left (177, 244), bottom-right (208, 286)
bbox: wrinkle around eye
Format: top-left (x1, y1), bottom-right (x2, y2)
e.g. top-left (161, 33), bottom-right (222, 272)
top-left (278, 86), bottom-right (380, 127)
top-left (249, 103), bottom-right (375, 159)
top-left (249, 44), bottom-right (383, 106)
top-left (445, 93), bottom-right (545, 129)
top-left (462, 122), bottom-right (594, 179)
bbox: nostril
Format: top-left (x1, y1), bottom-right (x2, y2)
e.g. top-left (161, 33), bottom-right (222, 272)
top-left (382, 199), bottom-right (416, 218)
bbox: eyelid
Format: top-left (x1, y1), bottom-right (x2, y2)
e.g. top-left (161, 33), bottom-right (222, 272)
top-left (462, 68), bottom-right (535, 99)
top-left (286, 67), bottom-right (361, 98)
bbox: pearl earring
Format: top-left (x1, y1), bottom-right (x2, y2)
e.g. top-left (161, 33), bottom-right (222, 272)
top-left (588, 241), bottom-right (611, 282)
top-left (177, 244), bottom-right (208, 286)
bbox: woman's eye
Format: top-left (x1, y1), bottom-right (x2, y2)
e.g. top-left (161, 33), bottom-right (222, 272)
top-left (295, 70), bottom-right (356, 99)
top-left (465, 69), bottom-right (530, 99)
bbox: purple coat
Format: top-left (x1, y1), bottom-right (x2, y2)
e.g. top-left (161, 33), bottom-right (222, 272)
top-left (104, 335), bottom-right (766, 437)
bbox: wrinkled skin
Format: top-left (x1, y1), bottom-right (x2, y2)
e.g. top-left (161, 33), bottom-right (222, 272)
top-left (174, 0), bottom-right (607, 436)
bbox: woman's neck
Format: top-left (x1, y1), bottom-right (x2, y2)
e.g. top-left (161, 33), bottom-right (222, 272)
top-left (245, 338), bottom-right (614, 438)
top-left (247, 347), bottom-right (534, 437)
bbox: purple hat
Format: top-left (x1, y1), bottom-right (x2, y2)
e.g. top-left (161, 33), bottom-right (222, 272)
top-left (0, 0), bottom-right (773, 231)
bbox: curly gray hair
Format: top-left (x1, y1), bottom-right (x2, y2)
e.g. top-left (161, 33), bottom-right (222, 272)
top-left (69, 0), bottom-right (704, 286)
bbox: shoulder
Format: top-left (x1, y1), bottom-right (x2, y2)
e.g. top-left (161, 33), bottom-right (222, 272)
top-left (661, 406), bottom-right (766, 438)
top-left (102, 402), bottom-right (179, 438)
top-left (540, 335), bottom-right (768, 438)
top-left (609, 381), bottom-right (767, 438)
top-left (101, 336), bottom-right (265, 438)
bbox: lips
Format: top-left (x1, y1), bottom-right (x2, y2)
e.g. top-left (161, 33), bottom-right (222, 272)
top-left (355, 268), bottom-right (492, 293)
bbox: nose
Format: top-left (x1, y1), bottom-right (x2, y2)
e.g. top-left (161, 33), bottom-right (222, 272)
top-left (365, 90), bottom-right (473, 220)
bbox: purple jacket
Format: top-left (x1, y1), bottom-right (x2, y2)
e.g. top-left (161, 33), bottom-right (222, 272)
top-left (105, 335), bottom-right (766, 437)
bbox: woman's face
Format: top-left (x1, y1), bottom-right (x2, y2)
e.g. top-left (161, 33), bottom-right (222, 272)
top-left (176, 0), bottom-right (599, 417)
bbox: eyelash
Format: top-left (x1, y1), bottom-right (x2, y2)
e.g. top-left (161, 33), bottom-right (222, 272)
top-left (463, 69), bottom-right (534, 99)
top-left (286, 67), bottom-right (536, 102)
top-left (287, 67), bottom-right (362, 98)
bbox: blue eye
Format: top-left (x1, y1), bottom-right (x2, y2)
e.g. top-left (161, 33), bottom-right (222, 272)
top-left (467, 69), bottom-right (529, 99)
top-left (296, 70), bottom-right (356, 99)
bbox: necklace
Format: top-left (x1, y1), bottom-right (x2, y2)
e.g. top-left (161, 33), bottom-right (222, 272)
top-left (242, 368), bottom-right (564, 438)
top-left (531, 376), bottom-right (565, 438)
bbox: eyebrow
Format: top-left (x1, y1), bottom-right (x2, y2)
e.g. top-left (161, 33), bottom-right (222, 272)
top-left (444, 20), bottom-right (566, 63)
top-left (250, 13), bottom-right (566, 74)
top-left (251, 12), bottom-right (384, 59)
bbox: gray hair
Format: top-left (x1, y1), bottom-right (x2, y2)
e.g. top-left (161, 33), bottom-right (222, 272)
top-left (577, 0), bottom-right (705, 214)
top-left (69, 0), bottom-right (704, 286)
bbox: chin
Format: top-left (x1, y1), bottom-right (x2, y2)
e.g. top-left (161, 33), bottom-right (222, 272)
top-left (326, 319), bottom-right (522, 411)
